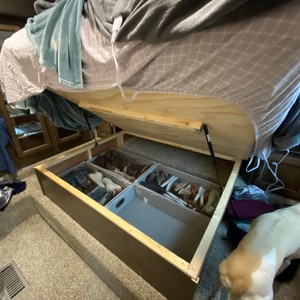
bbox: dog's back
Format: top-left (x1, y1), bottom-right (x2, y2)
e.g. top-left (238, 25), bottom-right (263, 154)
top-left (219, 204), bottom-right (300, 300)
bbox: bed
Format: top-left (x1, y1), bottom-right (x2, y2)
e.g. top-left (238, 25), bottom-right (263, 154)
top-left (0, 0), bottom-right (299, 161)
top-left (1, 1), bottom-right (299, 298)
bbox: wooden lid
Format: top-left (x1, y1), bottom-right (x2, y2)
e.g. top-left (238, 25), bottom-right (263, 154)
top-left (52, 88), bottom-right (254, 160)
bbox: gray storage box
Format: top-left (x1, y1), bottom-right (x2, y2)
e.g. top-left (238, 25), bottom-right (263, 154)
top-left (89, 148), bottom-right (155, 183)
top-left (106, 184), bottom-right (210, 261)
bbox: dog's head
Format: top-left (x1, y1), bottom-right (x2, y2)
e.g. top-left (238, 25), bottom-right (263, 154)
top-left (219, 248), bottom-right (276, 300)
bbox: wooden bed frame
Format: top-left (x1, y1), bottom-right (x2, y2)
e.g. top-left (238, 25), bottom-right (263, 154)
top-left (52, 88), bottom-right (255, 160)
top-left (34, 131), bottom-right (242, 299)
top-left (33, 88), bottom-right (256, 299)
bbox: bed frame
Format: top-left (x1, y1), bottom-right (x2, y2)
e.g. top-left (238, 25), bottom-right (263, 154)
top-left (32, 87), bottom-right (256, 299)
top-left (52, 88), bottom-right (255, 160)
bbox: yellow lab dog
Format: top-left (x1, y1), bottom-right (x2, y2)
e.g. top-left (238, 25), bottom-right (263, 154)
top-left (215, 203), bottom-right (300, 300)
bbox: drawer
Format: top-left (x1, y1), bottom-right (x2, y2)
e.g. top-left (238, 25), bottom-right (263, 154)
top-left (34, 131), bottom-right (241, 300)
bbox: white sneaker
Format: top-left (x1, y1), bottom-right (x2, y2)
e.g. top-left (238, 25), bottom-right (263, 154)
top-left (88, 171), bottom-right (105, 188)
top-left (102, 178), bottom-right (122, 195)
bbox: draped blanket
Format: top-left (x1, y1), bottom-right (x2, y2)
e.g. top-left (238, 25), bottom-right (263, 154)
top-left (26, 0), bottom-right (85, 89)
top-left (28, 0), bottom-right (252, 89)
top-left (20, 90), bottom-right (102, 131)
top-left (85, 0), bottom-right (249, 43)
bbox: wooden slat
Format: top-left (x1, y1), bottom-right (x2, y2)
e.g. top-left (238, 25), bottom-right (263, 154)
top-left (89, 109), bottom-right (239, 160)
top-left (188, 159), bottom-right (242, 281)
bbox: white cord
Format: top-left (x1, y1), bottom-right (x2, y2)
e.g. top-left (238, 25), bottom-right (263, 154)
top-left (111, 16), bottom-right (138, 102)
top-left (246, 155), bottom-right (261, 173)
top-left (265, 149), bottom-right (290, 193)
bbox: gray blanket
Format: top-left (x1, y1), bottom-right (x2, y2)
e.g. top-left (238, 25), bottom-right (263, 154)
top-left (272, 96), bottom-right (300, 151)
top-left (85, 0), bottom-right (249, 43)
top-left (27, 0), bottom-right (250, 89)
top-left (34, 0), bottom-right (62, 14)
top-left (18, 90), bottom-right (102, 131)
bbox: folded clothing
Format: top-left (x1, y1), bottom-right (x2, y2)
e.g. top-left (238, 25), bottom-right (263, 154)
top-left (231, 185), bottom-right (268, 202)
top-left (225, 199), bottom-right (275, 220)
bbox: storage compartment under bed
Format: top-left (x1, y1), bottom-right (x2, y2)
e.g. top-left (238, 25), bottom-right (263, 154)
top-left (34, 132), bottom-right (241, 300)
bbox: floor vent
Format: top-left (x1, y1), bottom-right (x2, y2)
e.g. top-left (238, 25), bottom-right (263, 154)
top-left (0, 261), bottom-right (28, 299)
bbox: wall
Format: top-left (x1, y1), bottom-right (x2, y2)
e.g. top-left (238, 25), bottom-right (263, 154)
top-left (0, 0), bottom-right (36, 26)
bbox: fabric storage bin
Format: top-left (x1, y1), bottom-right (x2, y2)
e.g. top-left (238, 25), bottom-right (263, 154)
top-left (137, 163), bottom-right (220, 215)
top-left (89, 148), bottom-right (155, 183)
top-left (106, 184), bottom-right (211, 262)
top-left (58, 161), bottom-right (130, 206)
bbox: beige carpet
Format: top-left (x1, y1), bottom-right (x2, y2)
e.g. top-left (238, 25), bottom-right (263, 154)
top-left (0, 214), bottom-right (119, 300)
top-left (1, 155), bottom-right (164, 300)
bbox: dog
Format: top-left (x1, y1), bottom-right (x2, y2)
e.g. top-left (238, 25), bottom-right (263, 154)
top-left (215, 203), bottom-right (300, 300)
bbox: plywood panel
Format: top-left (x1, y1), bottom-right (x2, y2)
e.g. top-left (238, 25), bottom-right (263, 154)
top-left (52, 89), bottom-right (254, 159)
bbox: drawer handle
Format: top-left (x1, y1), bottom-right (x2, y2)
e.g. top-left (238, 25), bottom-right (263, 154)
top-left (115, 198), bottom-right (125, 208)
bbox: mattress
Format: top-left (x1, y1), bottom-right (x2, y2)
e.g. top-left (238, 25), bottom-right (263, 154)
top-left (0, 0), bottom-right (299, 159)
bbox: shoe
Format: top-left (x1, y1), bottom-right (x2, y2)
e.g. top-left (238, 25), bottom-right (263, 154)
top-left (165, 176), bottom-right (179, 191)
top-left (157, 171), bottom-right (169, 186)
top-left (88, 171), bottom-right (105, 188)
top-left (64, 169), bottom-right (88, 188)
top-left (102, 177), bottom-right (122, 195)
top-left (87, 186), bottom-right (114, 206)
top-left (163, 191), bottom-right (187, 207)
top-left (0, 186), bottom-right (13, 210)
top-left (93, 154), bottom-right (107, 168)
top-left (201, 189), bottom-right (221, 216)
top-left (161, 175), bottom-right (177, 189)
top-left (0, 181), bottom-right (26, 195)
top-left (114, 170), bottom-right (135, 182)
top-left (178, 184), bottom-right (191, 200)
top-left (145, 170), bottom-right (160, 183)
top-left (98, 191), bottom-right (114, 206)
top-left (140, 182), bottom-right (165, 194)
top-left (190, 184), bottom-right (200, 200)
top-left (124, 162), bottom-right (148, 177)
top-left (194, 186), bottom-right (205, 203)
top-left (172, 181), bottom-right (189, 193)
top-left (111, 152), bottom-right (127, 170)
top-left (88, 186), bottom-right (107, 202)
